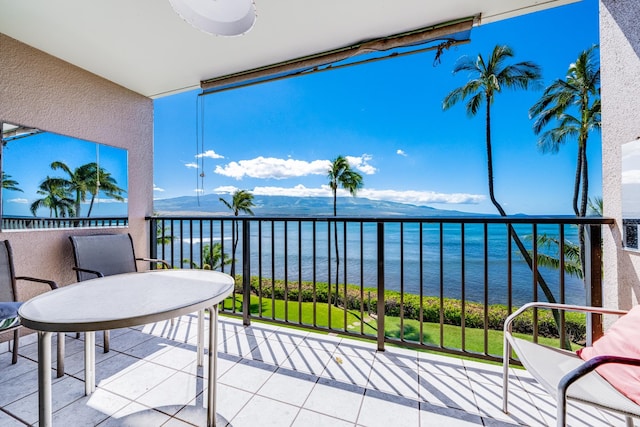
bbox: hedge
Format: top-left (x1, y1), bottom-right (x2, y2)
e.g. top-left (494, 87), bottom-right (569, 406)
top-left (235, 277), bottom-right (587, 342)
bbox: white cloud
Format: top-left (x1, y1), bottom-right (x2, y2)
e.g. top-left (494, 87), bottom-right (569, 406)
top-left (346, 154), bottom-right (376, 175)
top-left (252, 184), bottom-right (332, 197)
top-left (185, 162), bottom-right (198, 169)
top-left (153, 184), bottom-right (165, 192)
top-left (240, 185), bottom-right (484, 205)
top-left (80, 198), bottom-right (128, 204)
top-left (622, 169), bottom-right (640, 184)
top-left (360, 189), bottom-right (484, 205)
top-left (214, 154), bottom-right (378, 180)
top-left (194, 188), bottom-right (204, 194)
top-left (215, 156), bottom-right (330, 180)
top-left (213, 186), bottom-right (239, 194)
top-left (8, 198), bottom-right (27, 204)
top-left (397, 149), bottom-right (407, 157)
top-left (196, 150), bottom-right (224, 159)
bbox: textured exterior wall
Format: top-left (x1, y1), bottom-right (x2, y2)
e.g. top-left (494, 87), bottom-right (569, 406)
top-left (0, 34), bottom-right (153, 300)
top-left (600, 1), bottom-right (640, 311)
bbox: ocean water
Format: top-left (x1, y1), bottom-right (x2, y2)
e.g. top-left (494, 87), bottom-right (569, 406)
top-left (159, 220), bottom-right (586, 307)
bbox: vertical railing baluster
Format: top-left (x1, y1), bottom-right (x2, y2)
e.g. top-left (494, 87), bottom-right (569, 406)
top-left (585, 224), bottom-right (603, 344)
top-left (343, 221), bottom-right (348, 332)
top-left (507, 223), bottom-right (512, 316)
top-left (312, 221), bottom-right (317, 327)
top-left (189, 219), bottom-right (194, 270)
top-left (483, 223), bottom-right (489, 355)
top-left (258, 221), bottom-right (263, 318)
top-left (559, 224), bottom-right (566, 347)
top-left (284, 220), bottom-right (289, 322)
top-left (198, 219), bottom-right (203, 269)
top-left (179, 220), bottom-right (184, 271)
top-left (532, 223), bottom-right (539, 343)
top-left (400, 222), bottom-right (405, 342)
top-left (220, 221), bottom-right (226, 273)
top-left (328, 219), bottom-right (332, 330)
top-left (298, 221), bottom-right (303, 325)
top-left (170, 220), bottom-right (175, 268)
top-left (271, 221), bottom-right (276, 320)
top-left (419, 222), bottom-right (424, 345)
top-left (439, 223), bottom-right (444, 348)
top-left (149, 217), bottom-right (158, 265)
top-left (377, 221), bottom-right (385, 352)
top-left (360, 222), bottom-right (365, 335)
top-left (242, 219), bottom-right (251, 326)
top-left (461, 222), bottom-right (466, 352)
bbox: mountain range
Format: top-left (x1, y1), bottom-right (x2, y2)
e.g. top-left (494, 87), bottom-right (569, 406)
top-left (153, 194), bottom-right (484, 217)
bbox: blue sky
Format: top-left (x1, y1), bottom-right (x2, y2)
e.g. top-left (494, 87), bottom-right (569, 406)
top-left (153, 0), bottom-right (601, 215)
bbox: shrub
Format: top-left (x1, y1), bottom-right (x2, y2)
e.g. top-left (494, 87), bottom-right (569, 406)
top-left (235, 276), bottom-right (587, 341)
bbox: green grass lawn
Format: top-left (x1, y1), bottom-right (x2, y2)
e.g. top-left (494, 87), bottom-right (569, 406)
top-left (222, 294), bottom-right (580, 357)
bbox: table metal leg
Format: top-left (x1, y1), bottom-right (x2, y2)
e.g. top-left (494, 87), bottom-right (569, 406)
top-left (38, 331), bottom-right (52, 427)
top-left (197, 309), bottom-right (204, 366)
top-left (84, 331), bottom-right (96, 395)
top-left (207, 305), bottom-right (219, 427)
top-left (57, 332), bottom-right (65, 378)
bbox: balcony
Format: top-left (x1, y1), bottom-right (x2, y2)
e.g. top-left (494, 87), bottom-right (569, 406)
top-left (0, 313), bottom-right (630, 426)
top-left (0, 215), bottom-right (619, 425)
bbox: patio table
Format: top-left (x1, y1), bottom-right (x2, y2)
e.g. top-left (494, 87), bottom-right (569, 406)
top-left (18, 269), bottom-right (235, 427)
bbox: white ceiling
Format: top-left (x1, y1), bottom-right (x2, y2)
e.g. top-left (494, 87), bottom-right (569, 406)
top-left (0, 0), bottom-right (578, 99)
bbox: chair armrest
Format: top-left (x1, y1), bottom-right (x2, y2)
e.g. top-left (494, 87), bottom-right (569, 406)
top-left (136, 258), bottom-right (170, 269)
top-left (504, 302), bottom-right (628, 335)
top-left (15, 276), bottom-right (58, 290)
top-left (71, 266), bottom-right (104, 278)
top-left (559, 354), bottom-right (640, 397)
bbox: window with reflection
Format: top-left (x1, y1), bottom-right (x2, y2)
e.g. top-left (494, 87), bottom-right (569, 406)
top-left (622, 139), bottom-right (640, 250)
top-left (0, 122), bottom-right (128, 229)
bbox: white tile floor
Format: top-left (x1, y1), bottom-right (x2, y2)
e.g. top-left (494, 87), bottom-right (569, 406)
top-left (0, 314), bottom-right (633, 426)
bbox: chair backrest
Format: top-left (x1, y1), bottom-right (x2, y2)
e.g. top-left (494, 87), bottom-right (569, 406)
top-left (70, 234), bottom-right (138, 282)
top-left (0, 241), bottom-right (16, 302)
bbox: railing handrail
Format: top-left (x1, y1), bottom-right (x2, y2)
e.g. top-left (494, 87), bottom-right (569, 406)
top-left (148, 214), bottom-right (614, 225)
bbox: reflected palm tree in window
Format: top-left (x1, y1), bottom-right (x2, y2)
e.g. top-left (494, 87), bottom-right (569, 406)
top-left (30, 176), bottom-right (75, 218)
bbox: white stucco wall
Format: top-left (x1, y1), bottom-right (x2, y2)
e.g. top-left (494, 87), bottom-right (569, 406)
top-left (0, 34), bottom-right (153, 300)
top-left (600, 1), bottom-right (640, 311)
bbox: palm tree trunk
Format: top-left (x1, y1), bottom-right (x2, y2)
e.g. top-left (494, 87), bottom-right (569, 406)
top-left (485, 104), bottom-right (507, 216)
top-left (485, 103), bottom-right (569, 349)
top-left (578, 139), bottom-right (589, 279)
top-left (572, 148), bottom-right (582, 217)
top-left (87, 195), bottom-right (96, 217)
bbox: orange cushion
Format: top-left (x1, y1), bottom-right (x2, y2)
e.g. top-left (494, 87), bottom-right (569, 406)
top-left (577, 305), bottom-right (640, 405)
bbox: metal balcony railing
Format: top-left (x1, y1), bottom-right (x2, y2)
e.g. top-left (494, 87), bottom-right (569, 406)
top-left (2, 216), bottom-right (128, 230)
top-left (148, 215), bottom-right (613, 363)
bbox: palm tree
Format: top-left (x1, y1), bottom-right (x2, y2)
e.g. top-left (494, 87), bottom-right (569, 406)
top-left (328, 156), bottom-right (363, 305)
top-left (85, 165), bottom-right (126, 217)
top-left (1, 172), bottom-right (22, 192)
top-left (529, 45), bottom-right (600, 273)
top-left (30, 176), bottom-right (75, 218)
top-left (49, 161), bottom-right (93, 218)
top-left (442, 45), bottom-right (571, 347)
top-left (219, 189), bottom-right (255, 278)
top-left (156, 222), bottom-right (174, 246)
top-left (588, 196), bottom-right (603, 216)
top-left (49, 161), bottom-right (125, 218)
top-left (443, 45), bottom-right (542, 215)
top-left (183, 242), bottom-right (232, 270)
top-left (529, 197), bottom-right (601, 282)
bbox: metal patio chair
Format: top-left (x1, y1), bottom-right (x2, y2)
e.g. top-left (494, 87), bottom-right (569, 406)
top-left (0, 240), bottom-right (65, 376)
top-left (503, 302), bottom-right (640, 427)
top-left (69, 233), bottom-right (170, 352)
